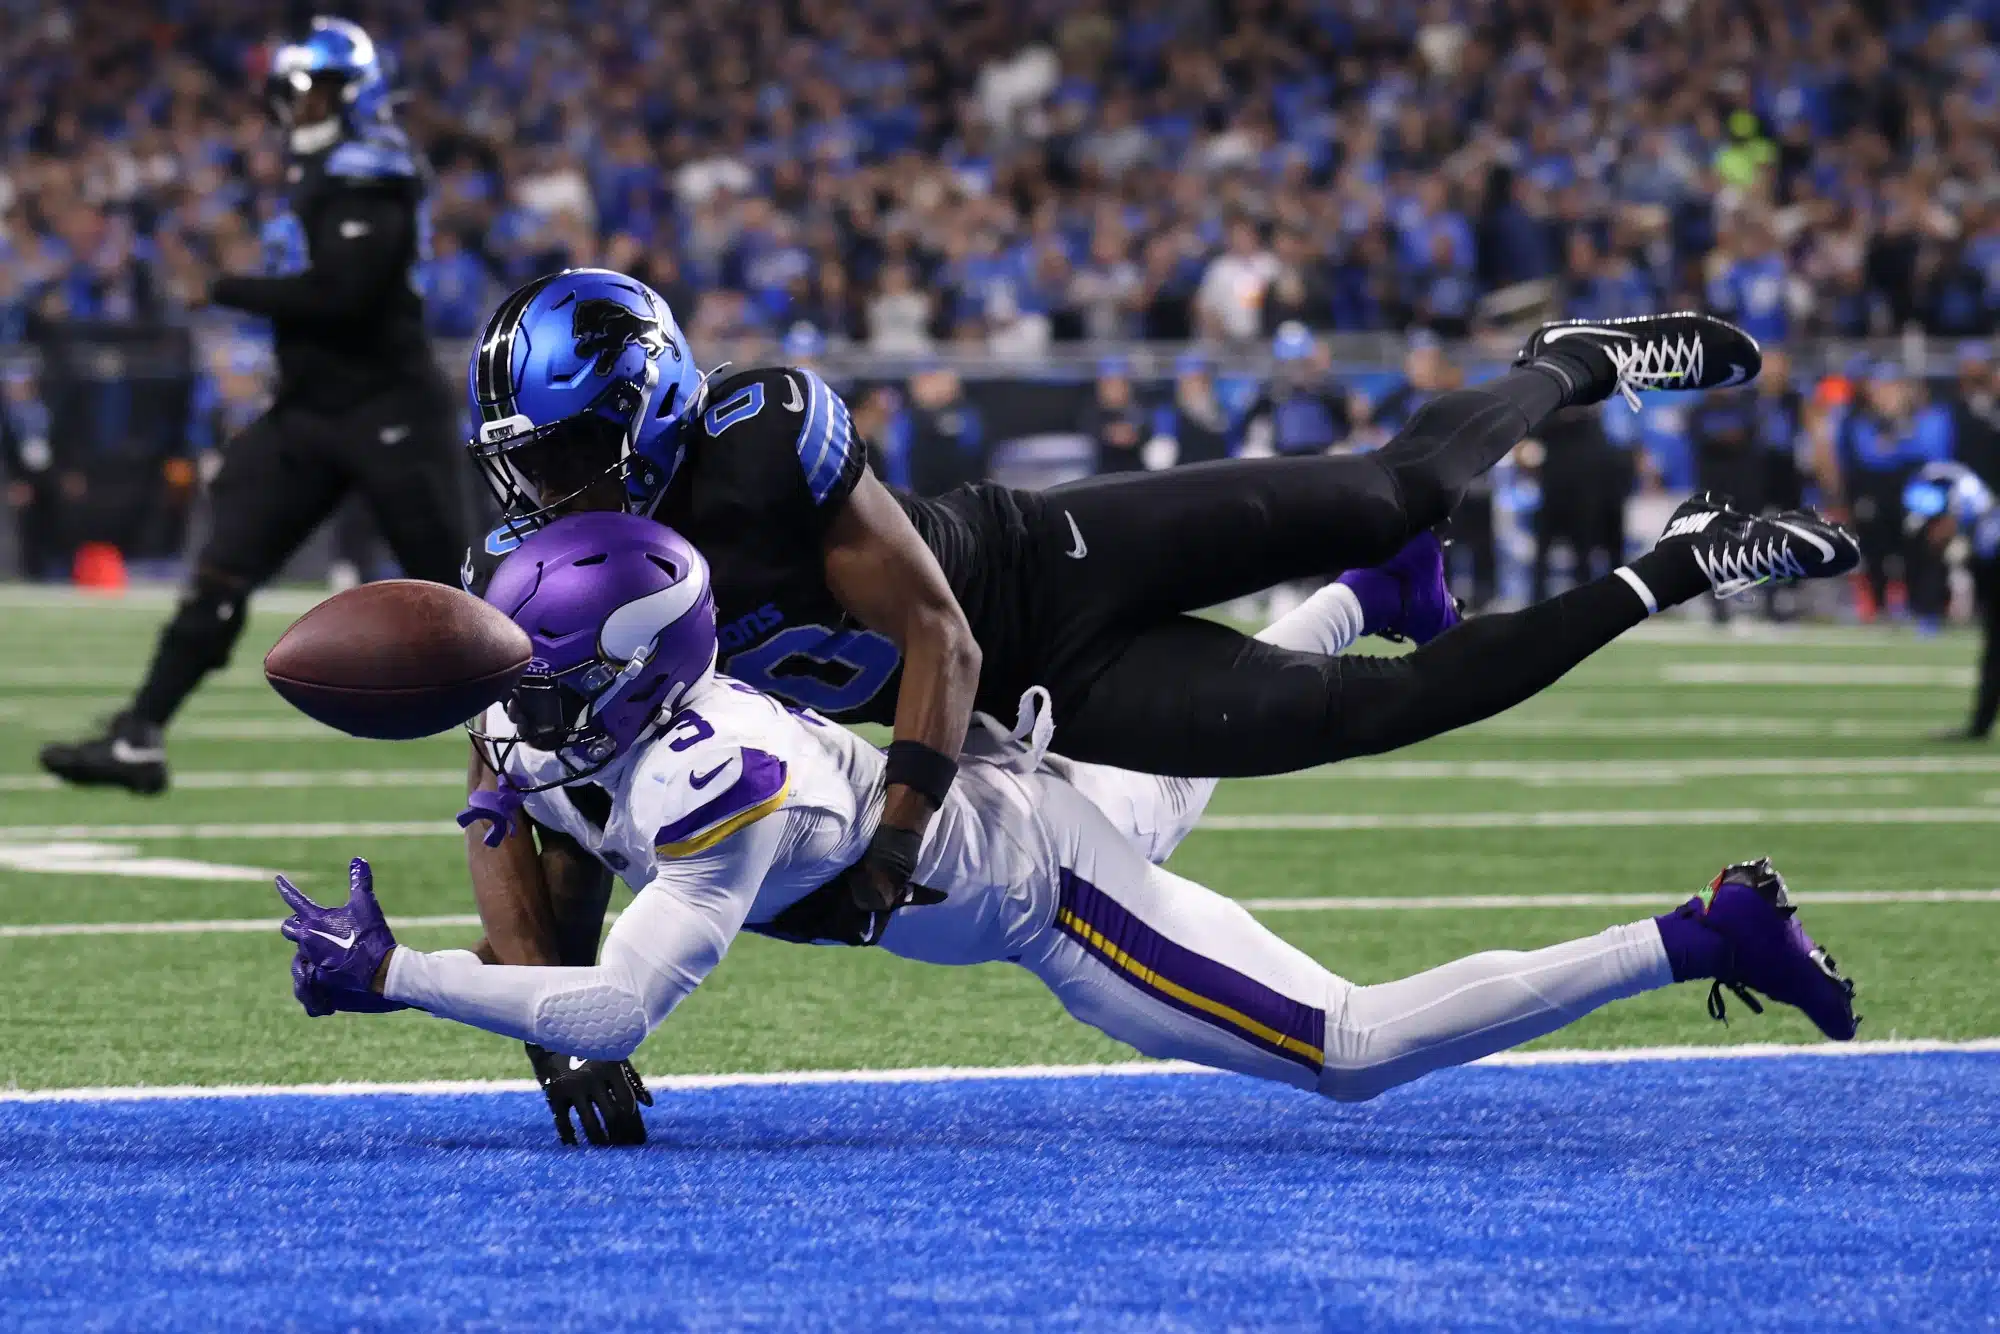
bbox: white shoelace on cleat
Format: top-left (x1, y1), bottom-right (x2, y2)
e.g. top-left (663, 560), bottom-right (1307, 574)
top-left (1604, 332), bottom-right (1705, 411)
top-left (1695, 533), bottom-right (1811, 599)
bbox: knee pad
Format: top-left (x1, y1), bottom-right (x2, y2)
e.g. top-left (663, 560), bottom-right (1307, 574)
top-left (160, 575), bottom-right (251, 672)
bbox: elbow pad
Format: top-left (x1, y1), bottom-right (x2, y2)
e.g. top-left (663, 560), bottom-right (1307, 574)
top-left (532, 980), bottom-right (649, 1062)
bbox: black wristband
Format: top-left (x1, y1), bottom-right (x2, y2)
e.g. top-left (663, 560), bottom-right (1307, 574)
top-left (883, 740), bottom-right (958, 809)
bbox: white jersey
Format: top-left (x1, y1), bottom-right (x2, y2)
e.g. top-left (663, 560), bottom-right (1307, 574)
top-left (482, 674), bottom-right (887, 925)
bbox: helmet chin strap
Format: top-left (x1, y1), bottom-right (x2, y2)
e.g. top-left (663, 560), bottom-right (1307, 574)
top-left (289, 118), bottom-right (343, 155)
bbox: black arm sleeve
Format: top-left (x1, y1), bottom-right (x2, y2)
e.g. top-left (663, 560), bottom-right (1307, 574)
top-left (209, 191), bottom-right (411, 325)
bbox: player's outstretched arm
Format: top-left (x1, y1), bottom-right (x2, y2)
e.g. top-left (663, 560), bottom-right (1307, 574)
top-left (822, 468), bottom-right (980, 919)
top-left (379, 814), bottom-right (784, 1059)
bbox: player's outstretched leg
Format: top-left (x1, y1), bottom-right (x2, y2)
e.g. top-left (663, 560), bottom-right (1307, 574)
top-left (1008, 788), bottom-right (1858, 1101)
top-left (1042, 314), bottom-right (1763, 625)
top-left (1054, 491), bottom-right (1859, 777)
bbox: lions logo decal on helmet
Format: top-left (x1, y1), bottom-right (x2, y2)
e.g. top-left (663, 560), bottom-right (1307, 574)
top-left (573, 298), bottom-right (677, 376)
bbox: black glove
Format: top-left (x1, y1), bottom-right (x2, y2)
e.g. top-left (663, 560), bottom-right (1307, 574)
top-left (754, 824), bottom-right (946, 946)
top-left (524, 1042), bottom-right (653, 1146)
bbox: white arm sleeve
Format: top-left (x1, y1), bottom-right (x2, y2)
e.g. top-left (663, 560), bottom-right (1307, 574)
top-left (385, 814), bottom-right (784, 1060)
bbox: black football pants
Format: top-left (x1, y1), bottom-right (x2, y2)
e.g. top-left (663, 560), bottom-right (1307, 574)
top-left (131, 383), bottom-right (466, 727)
top-left (1006, 375), bottom-right (1659, 777)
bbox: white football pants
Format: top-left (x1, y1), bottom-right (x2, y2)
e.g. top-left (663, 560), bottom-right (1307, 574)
top-left (885, 764), bottom-right (1673, 1101)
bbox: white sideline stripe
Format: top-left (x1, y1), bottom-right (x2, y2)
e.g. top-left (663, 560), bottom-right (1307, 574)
top-left (9, 889), bottom-right (1995, 939)
top-left (5, 1040), bottom-right (1997, 1103)
top-left (11, 806), bottom-right (2000, 844)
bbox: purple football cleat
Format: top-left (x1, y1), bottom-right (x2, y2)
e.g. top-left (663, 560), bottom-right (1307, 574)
top-left (277, 858), bottom-right (407, 1015)
top-left (1336, 531), bottom-right (1462, 645)
top-left (1659, 858), bottom-right (1858, 1041)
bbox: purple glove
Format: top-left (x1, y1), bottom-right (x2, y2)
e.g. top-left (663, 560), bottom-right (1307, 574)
top-left (276, 858), bottom-right (407, 1015)
top-left (458, 782), bottom-right (525, 848)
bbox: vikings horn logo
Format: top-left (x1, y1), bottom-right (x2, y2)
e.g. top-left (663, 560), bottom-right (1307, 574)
top-left (571, 298), bottom-right (674, 375)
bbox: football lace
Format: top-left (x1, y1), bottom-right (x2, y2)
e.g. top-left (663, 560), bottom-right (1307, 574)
top-left (1605, 332), bottom-right (1705, 411)
top-left (1694, 533), bottom-right (1811, 599)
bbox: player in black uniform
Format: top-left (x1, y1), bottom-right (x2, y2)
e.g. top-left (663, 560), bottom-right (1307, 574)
top-left (41, 18), bottom-right (464, 794)
top-left (452, 271), bottom-right (1863, 1144)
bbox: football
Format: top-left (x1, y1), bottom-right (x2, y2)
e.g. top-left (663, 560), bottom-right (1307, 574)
top-left (263, 579), bottom-right (531, 740)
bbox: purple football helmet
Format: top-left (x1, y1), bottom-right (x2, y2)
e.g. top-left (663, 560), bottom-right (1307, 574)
top-left (475, 511), bottom-right (717, 790)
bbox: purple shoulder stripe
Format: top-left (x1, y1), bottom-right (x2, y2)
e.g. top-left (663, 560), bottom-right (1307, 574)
top-left (654, 748), bottom-right (790, 855)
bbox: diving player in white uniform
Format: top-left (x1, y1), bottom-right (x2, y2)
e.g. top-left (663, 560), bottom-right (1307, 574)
top-left (279, 512), bottom-right (1858, 1106)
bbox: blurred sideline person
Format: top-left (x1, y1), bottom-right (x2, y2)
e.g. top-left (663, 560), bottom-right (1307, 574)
top-left (1239, 322), bottom-right (1349, 458)
top-left (1832, 362), bottom-right (1951, 625)
top-left (1083, 357), bottom-right (1149, 475)
top-left (41, 18), bottom-right (465, 794)
top-left (903, 365), bottom-right (987, 496)
top-left (1906, 464), bottom-right (2000, 741)
top-left (1, 363), bottom-right (67, 580)
top-left (1528, 405), bottom-right (1626, 604)
top-left (1147, 352), bottom-right (1232, 468)
top-left (277, 515), bottom-right (1858, 1136)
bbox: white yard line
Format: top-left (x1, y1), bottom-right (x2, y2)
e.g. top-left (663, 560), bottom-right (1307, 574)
top-left (4, 1039), bottom-right (1995, 1103)
top-left (1464, 716), bottom-right (1954, 738)
top-left (0, 585), bottom-right (329, 613)
top-left (8, 889), bottom-right (1992, 940)
top-left (1266, 755), bottom-right (2000, 783)
top-left (1658, 663), bottom-right (1975, 687)
top-left (1, 756), bottom-right (1992, 793)
top-left (1239, 889), bottom-right (2000, 910)
top-left (0, 769), bottom-right (465, 792)
top-left (6, 805), bottom-right (2000, 845)
top-left (1199, 807), bottom-right (2000, 831)
top-left (0, 913), bottom-right (483, 938)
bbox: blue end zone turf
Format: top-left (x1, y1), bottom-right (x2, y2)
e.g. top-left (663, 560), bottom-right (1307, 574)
top-left (3, 1054), bottom-right (1997, 1331)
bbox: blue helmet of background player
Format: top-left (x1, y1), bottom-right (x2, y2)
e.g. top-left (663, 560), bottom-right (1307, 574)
top-left (265, 17), bottom-right (394, 150)
top-left (467, 268), bottom-right (705, 528)
top-left (1904, 461), bottom-right (1997, 542)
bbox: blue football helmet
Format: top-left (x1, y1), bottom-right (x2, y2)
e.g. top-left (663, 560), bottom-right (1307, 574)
top-left (265, 18), bottom-right (394, 138)
top-left (467, 269), bottom-right (705, 527)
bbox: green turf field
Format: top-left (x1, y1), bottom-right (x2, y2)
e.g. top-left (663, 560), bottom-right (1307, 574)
top-left (1, 587), bottom-right (1995, 1090)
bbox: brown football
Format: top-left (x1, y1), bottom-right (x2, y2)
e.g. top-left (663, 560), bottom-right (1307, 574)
top-left (264, 580), bottom-right (532, 740)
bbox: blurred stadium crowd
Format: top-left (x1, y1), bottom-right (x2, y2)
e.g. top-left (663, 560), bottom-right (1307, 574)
top-left (3, 0), bottom-right (2000, 621)
top-left (8, 0), bottom-right (2000, 348)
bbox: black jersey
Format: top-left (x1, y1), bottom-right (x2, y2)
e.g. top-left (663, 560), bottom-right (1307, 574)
top-left (208, 126), bottom-right (437, 413)
top-left (465, 364), bottom-right (1034, 726)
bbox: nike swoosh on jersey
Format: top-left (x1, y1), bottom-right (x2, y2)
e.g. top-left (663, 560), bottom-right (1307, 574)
top-left (309, 928), bottom-right (358, 950)
top-left (568, 1056), bottom-right (588, 1071)
top-left (689, 761), bottom-right (730, 790)
top-left (782, 374), bottom-right (805, 412)
top-left (1063, 510), bottom-right (1088, 559)
top-left (1770, 518), bottom-right (1838, 561)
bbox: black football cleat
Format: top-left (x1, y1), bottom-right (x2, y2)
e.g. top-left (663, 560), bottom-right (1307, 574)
top-left (1652, 491), bottom-right (1861, 599)
top-left (39, 712), bottom-right (169, 795)
top-left (1519, 311), bottom-right (1762, 411)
